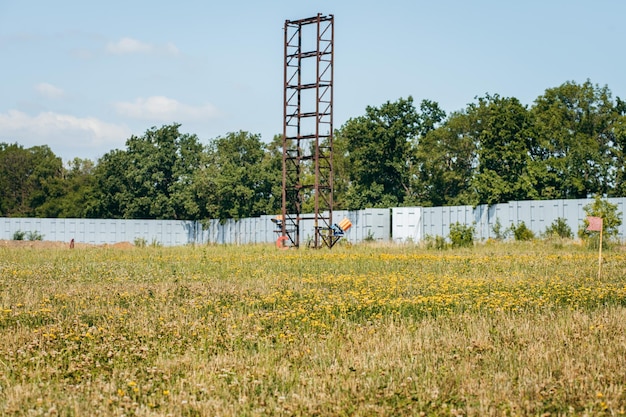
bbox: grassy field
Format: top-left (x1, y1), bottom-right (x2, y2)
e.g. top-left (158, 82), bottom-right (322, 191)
top-left (1, 241), bottom-right (625, 416)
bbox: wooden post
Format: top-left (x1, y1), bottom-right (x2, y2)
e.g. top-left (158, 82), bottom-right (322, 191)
top-left (598, 224), bottom-right (603, 279)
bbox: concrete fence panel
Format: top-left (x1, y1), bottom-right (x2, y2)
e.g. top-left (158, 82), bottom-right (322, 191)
top-left (392, 207), bottom-right (422, 243)
top-left (391, 197), bottom-right (626, 243)
top-left (3, 197), bottom-right (626, 246)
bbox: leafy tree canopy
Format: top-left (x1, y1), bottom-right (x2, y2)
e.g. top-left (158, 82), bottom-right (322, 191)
top-left (4, 80), bottom-right (626, 220)
top-left (91, 124), bottom-right (204, 219)
top-left (338, 96), bottom-right (420, 209)
top-left (199, 131), bottom-right (281, 221)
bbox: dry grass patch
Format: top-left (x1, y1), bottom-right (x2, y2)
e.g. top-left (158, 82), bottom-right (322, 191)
top-left (0, 242), bottom-right (625, 415)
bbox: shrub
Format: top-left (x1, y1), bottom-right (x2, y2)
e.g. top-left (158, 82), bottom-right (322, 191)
top-left (543, 217), bottom-right (573, 239)
top-left (134, 237), bottom-right (147, 247)
top-left (423, 234), bottom-right (447, 250)
top-left (510, 222), bottom-right (535, 241)
top-left (12, 230), bottom-right (26, 240)
top-left (26, 231), bottom-right (44, 241)
top-left (578, 195), bottom-right (622, 248)
top-left (449, 222), bottom-right (474, 248)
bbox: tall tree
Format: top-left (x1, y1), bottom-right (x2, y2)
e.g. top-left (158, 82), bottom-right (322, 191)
top-left (531, 80), bottom-right (616, 199)
top-left (470, 94), bottom-right (536, 205)
top-left (0, 143), bottom-right (63, 217)
top-left (199, 131), bottom-right (280, 220)
top-left (91, 124), bottom-right (204, 219)
top-left (0, 143), bottom-right (32, 216)
top-left (89, 149), bottom-right (131, 218)
top-left (338, 97), bottom-right (420, 209)
top-left (332, 128), bottom-right (351, 210)
top-left (609, 97), bottom-right (626, 197)
top-left (417, 99), bottom-right (447, 137)
top-left (38, 158), bottom-right (98, 218)
top-left (411, 110), bottom-right (476, 206)
top-left (263, 134), bottom-right (285, 214)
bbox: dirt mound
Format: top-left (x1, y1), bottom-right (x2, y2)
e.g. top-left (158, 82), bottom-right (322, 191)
top-left (0, 240), bottom-right (68, 248)
top-left (110, 241), bottom-right (135, 249)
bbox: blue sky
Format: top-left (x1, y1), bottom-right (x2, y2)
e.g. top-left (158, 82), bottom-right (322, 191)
top-left (1, 0), bottom-right (625, 162)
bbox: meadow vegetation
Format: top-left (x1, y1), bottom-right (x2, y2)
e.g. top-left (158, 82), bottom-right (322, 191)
top-left (1, 241), bottom-right (625, 416)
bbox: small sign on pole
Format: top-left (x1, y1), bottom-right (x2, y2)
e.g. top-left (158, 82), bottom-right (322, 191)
top-left (586, 216), bottom-right (603, 279)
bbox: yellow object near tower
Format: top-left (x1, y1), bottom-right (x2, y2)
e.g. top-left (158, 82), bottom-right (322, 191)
top-left (338, 218), bottom-right (352, 232)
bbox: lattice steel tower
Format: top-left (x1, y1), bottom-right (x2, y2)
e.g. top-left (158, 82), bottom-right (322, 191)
top-left (281, 14), bottom-right (335, 248)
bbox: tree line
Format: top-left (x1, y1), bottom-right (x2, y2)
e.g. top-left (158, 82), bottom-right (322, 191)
top-left (1, 80), bottom-right (625, 220)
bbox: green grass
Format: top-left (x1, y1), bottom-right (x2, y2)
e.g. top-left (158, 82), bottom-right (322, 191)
top-left (0, 242), bottom-right (625, 416)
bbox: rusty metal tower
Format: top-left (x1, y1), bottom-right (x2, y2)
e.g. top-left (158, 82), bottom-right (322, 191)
top-left (281, 14), bottom-right (336, 248)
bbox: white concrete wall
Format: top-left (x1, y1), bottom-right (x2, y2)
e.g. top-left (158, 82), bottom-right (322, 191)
top-left (412, 197), bottom-right (626, 242)
top-left (2, 197), bottom-right (624, 246)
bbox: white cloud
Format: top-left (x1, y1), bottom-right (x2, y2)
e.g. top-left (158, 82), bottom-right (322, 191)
top-left (35, 82), bottom-right (65, 99)
top-left (106, 37), bottom-right (179, 55)
top-left (164, 41), bottom-right (180, 55)
top-left (0, 110), bottom-right (131, 160)
top-left (106, 37), bottom-right (152, 54)
top-left (114, 96), bottom-right (221, 121)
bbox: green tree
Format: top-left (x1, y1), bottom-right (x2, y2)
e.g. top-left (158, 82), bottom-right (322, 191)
top-left (470, 94), bottom-right (536, 205)
top-left (0, 143), bottom-right (32, 216)
top-left (91, 124), bottom-right (204, 219)
top-left (531, 80), bottom-right (617, 199)
top-left (0, 143), bottom-right (63, 217)
top-left (260, 134), bottom-right (284, 214)
top-left (331, 130), bottom-right (350, 210)
top-left (417, 99), bottom-right (447, 137)
top-left (338, 97), bottom-right (420, 209)
top-left (199, 131), bottom-right (280, 220)
top-left (411, 110), bottom-right (475, 206)
top-left (43, 158), bottom-right (97, 218)
top-left (610, 97), bottom-right (626, 196)
top-left (89, 149), bottom-right (131, 218)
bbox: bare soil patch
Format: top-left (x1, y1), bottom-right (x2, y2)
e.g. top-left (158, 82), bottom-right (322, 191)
top-left (0, 240), bottom-right (135, 249)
